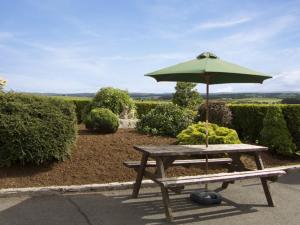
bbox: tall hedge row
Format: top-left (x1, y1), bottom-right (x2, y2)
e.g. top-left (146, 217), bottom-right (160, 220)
top-left (229, 104), bottom-right (300, 151)
top-left (0, 93), bottom-right (77, 166)
top-left (135, 101), bottom-right (170, 118)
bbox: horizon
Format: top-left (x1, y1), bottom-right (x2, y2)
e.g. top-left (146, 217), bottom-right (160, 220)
top-left (1, 0), bottom-right (300, 93)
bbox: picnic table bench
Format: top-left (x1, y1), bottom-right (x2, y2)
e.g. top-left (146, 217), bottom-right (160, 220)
top-left (124, 144), bottom-right (289, 221)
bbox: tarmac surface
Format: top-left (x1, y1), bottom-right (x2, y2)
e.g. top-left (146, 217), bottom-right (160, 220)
top-left (0, 172), bottom-right (299, 225)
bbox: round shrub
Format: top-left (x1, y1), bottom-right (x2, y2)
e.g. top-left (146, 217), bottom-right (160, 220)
top-left (84, 108), bottom-right (119, 133)
top-left (177, 122), bottom-right (241, 144)
top-left (136, 104), bottom-right (194, 137)
top-left (0, 93), bottom-right (77, 167)
top-left (196, 101), bottom-right (232, 126)
top-left (260, 107), bottom-right (296, 156)
top-left (92, 87), bottom-right (134, 115)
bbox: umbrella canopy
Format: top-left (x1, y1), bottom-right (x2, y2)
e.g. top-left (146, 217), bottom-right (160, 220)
top-left (146, 52), bottom-right (271, 84)
top-left (146, 52), bottom-right (271, 192)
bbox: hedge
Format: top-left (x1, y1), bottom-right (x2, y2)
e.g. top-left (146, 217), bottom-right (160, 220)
top-left (229, 104), bottom-right (300, 151)
top-left (134, 101), bottom-right (170, 118)
top-left (70, 99), bottom-right (91, 123)
top-left (0, 93), bottom-right (77, 166)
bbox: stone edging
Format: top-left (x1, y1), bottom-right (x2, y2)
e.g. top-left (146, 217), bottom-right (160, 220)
top-left (0, 180), bottom-right (156, 197)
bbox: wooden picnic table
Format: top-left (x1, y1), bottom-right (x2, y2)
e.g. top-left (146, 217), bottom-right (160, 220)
top-left (128, 143), bottom-right (285, 221)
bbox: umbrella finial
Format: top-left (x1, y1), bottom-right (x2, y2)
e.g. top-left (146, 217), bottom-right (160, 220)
top-left (197, 52), bottom-right (218, 59)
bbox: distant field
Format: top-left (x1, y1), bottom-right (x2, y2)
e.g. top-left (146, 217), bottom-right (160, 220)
top-left (226, 98), bottom-right (282, 104)
top-left (50, 96), bottom-right (92, 101)
top-left (50, 95), bottom-right (281, 104)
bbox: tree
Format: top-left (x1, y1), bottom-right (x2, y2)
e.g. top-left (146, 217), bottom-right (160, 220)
top-left (172, 82), bottom-right (202, 110)
top-left (260, 107), bottom-right (296, 156)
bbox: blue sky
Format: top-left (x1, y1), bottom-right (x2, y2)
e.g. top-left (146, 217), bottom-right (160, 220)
top-left (1, 0), bottom-right (300, 93)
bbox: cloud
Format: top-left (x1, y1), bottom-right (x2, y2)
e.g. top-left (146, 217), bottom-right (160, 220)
top-left (196, 17), bottom-right (252, 29)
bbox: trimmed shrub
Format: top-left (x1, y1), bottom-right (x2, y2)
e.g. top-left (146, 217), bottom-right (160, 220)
top-left (282, 105), bottom-right (300, 152)
top-left (196, 101), bottom-right (232, 126)
top-left (229, 104), bottom-right (269, 143)
top-left (70, 99), bottom-right (92, 123)
top-left (92, 87), bottom-right (134, 115)
top-left (177, 122), bottom-right (241, 144)
top-left (134, 101), bottom-right (170, 118)
top-left (260, 107), bottom-right (296, 156)
top-left (136, 104), bottom-right (194, 137)
top-left (84, 108), bottom-right (119, 133)
top-left (0, 93), bottom-right (77, 167)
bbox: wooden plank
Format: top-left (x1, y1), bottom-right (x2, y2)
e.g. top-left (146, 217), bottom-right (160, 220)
top-left (134, 144), bottom-right (267, 156)
top-left (158, 170), bottom-right (286, 187)
top-left (123, 158), bottom-right (232, 168)
top-left (254, 152), bottom-right (274, 207)
top-left (132, 153), bottom-right (149, 198)
top-left (263, 164), bottom-right (300, 173)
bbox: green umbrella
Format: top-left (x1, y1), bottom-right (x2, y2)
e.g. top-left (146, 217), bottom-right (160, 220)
top-left (146, 52), bottom-right (271, 191)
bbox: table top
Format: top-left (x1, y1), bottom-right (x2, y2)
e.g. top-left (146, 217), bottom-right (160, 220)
top-left (134, 144), bottom-right (268, 157)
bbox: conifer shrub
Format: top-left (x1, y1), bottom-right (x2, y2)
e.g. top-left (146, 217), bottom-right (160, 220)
top-left (260, 107), bottom-right (296, 156)
top-left (177, 122), bottom-right (240, 144)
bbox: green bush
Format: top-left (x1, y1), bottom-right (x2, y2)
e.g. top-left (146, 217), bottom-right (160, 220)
top-left (84, 108), bottom-right (119, 133)
top-left (92, 87), bottom-right (134, 115)
top-left (136, 104), bottom-right (194, 137)
top-left (282, 105), bottom-right (300, 152)
top-left (196, 101), bottom-right (232, 126)
top-left (177, 122), bottom-right (241, 144)
top-left (134, 101), bottom-right (170, 118)
top-left (260, 107), bottom-right (296, 156)
top-left (70, 99), bottom-right (91, 123)
top-left (229, 104), bottom-right (269, 143)
top-left (172, 82), bottom-right (202, 110)
top-left (0, 93), bottom-right (77, 167)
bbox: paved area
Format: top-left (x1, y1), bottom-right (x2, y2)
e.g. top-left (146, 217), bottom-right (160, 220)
top-left (0, 173), bottom-right (299, 225)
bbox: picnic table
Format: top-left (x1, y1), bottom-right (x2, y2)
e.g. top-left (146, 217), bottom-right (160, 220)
top-left (124, 144), bottom-right (286, 221)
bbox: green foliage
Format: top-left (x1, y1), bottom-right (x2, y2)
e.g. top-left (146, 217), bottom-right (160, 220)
top-left (0, 93), bottom-right (77, 167)
top-left (136, 104), bottom-right (194, 137)
top-left (172, 82), bottom-right (202, 110)
top-left (93, 87), bottom-right (134, 115)
top-left (69, 99), bottom-right (91, 123)
top-left (84, 108), bottom-right (119, 133)
top-left (134, 101), bottom-right (170, 118)
top-left (196, 101), bottom-right (232, 126)
top-left (229, 104), bottom-right (269, 143)
top-left (177, 122), bottom-right (241, 144)
top-left (282, 105), bottom-right (300, 151)
top-left (260, 107), bottom-right (296, 156)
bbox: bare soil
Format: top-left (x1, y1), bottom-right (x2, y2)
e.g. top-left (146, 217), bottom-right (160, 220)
top-left (0, 124), bottom-right (299, 189)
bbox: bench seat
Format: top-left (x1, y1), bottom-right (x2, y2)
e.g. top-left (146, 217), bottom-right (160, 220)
top-left (123, 158), bottom-right (232, 169)
top-left (158, 169), bottom-right (286, 187)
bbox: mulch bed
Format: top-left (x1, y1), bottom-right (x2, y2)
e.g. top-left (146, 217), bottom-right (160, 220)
top-left (0, 124), bottom-right (300, 189)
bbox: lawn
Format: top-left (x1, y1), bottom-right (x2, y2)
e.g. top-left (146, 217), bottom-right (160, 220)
top-left (0, 124), bottom-right (299, 189)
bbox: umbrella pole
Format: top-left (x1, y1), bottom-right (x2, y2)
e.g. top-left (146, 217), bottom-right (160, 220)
top-left (205, 79), bottom-right (209, 191)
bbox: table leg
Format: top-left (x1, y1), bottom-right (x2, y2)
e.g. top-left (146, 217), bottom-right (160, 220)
top-left (156, 157), bottom-right (173, 222)
top-left (221, 153), bottom-right (245, 189)
top-left (132, 153), bottom-right (149, 198)
top-left (254, 152), bottom-right (274, 207)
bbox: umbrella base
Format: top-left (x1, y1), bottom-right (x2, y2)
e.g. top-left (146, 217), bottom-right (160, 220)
top-left (190, 190), bottom-right (222, 205)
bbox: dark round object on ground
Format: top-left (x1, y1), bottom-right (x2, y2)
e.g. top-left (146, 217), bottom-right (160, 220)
top-left (190, 191), bottom-right (222, 205)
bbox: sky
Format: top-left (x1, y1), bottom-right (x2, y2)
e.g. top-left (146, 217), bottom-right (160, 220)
top-left (0, 0), bottom-right (300, 93)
